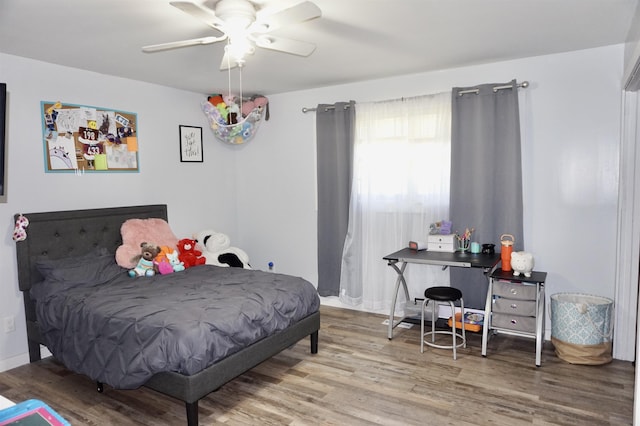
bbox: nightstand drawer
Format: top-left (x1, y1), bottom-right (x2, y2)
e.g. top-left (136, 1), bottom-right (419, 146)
top-left (493, 281), bottom-right (537, 300)
top-left (491, 313), bottom-right (536, 333)
top-left (492, 297), bottom-right (537, 316)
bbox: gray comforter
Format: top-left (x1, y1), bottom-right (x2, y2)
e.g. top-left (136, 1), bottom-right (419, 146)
top-left (30, 257), bottom-right (320, 389)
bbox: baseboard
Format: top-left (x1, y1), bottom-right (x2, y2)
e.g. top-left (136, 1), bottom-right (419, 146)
top-left (0, 346), bottom-right (52, 373)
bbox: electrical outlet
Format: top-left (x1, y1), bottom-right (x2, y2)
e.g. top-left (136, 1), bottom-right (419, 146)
top-left (3, 316), bottom-right (15, 333)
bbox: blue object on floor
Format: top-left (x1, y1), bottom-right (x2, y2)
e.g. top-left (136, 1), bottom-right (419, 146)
top-left (0, 399), bottom-right (70, 425)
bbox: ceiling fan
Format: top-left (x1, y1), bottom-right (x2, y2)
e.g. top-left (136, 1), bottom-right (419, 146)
top-left (142, 0), bottom-right (321, 69)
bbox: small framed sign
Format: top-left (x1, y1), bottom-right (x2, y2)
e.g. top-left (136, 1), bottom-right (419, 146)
top-left (179, 125), bottom-right (203, 162)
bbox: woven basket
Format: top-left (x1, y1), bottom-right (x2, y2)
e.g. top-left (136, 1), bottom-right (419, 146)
top-left (550, 293), bottom-right (613, 365)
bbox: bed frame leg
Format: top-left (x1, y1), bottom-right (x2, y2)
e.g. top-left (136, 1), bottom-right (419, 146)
top-left (28, 340), bottom-right (41, 362)
top-left (186, 401), bottom-right (198, 426)
top-left (310, 331), bottom-right (318, 354)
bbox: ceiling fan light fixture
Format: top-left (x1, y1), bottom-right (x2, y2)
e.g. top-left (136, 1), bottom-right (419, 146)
top-left (225, 39), bottom-right (255, 63)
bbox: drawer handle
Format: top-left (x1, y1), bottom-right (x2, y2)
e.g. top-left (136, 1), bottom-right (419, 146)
top-left (510, 288), bottom-right (518, 295)
top-left (510, 303), bottom-right (518, 309)
top-left (510, 319), bottom-right (518, 325)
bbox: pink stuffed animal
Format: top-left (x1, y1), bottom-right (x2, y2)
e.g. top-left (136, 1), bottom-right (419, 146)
top-left (13, 214), bottom-right (29, 242)
top-left (155, 259), bottom-right (174, 275)
top-left (241, 100), bottom-right (255, 116)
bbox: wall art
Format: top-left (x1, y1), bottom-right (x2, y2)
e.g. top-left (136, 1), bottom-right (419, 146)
top-left (41, 101), bottom-right (139, 173)
top-left (179, 125), bottom-right (203, 163)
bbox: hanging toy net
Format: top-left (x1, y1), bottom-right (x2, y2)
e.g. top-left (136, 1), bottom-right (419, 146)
top-left (201, 94), bottom-right (269, 145)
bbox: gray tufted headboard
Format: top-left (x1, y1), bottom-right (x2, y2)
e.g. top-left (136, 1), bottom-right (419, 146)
top-left (14, 204), bottom-right (168, 361)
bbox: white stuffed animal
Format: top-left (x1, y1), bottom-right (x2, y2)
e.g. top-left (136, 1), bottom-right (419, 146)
top-left (195, 229), bottom-right (251, 269)
top-left (511, 251), bottom-right (534, 277)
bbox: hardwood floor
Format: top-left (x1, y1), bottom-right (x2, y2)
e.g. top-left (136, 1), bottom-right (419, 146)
top-left (0, 305), bottom-right (634, 425)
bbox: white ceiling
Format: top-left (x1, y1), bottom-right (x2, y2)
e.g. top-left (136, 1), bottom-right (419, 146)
top-left (0, 0), bottom-right (637, 95)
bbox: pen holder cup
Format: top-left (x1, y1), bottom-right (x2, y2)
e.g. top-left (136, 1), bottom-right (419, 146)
top-left (456, 238), bottom-right (470, 252)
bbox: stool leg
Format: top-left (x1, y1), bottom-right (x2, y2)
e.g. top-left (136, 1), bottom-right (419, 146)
top-left (431, 299), bottom-right (437, 343)
top-left (421, 298), bottom-right (427, 353)
top-left (460, 298), bottom-right (466, 349)
top-left (449, 301), bottom-right (457, 360)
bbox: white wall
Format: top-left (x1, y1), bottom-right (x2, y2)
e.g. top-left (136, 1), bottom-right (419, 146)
top-left (235, 45), bottom-right (624, 336)
top-left (0, 44), bottom-right (625, 370)
top-left (0, 53), bottom-right (245, 370)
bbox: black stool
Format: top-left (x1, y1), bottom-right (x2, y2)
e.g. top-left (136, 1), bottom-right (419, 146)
top-left (421, 286), bottom-right (466, 360)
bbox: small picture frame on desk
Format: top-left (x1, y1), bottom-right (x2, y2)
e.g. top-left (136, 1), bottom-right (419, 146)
top-left (179, 125), bottom-right (203, 163)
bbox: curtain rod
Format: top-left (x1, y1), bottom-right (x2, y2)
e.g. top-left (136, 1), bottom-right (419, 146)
top-left (457, 80), bottom-right (529, 96)
top-left (301, 80), bottom-right (529, 112)
top-left (301, 104), bottom-right (351, 113)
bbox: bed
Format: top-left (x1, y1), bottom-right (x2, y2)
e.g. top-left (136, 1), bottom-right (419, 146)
top-left (14, 204), bottom-right (320, 426)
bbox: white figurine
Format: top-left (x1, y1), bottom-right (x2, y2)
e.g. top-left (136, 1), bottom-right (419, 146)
top-left (511, 251), bottom-right (534, 277)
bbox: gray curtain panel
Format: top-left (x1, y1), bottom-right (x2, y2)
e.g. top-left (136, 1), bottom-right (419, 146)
top-left (450, 80), bottom-right (524, 309)
top-left (316, 101), bottom-right (355, 296)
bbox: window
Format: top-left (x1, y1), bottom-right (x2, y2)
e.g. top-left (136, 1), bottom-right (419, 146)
top-left (339, 92), bottom-right (452, 311)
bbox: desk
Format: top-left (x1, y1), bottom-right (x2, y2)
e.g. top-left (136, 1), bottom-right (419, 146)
top-left (383, 248), bottom-right (501, 339)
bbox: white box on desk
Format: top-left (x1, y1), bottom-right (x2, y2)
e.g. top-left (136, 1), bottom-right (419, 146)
top-left (427, 234), bottom-right (456, 252)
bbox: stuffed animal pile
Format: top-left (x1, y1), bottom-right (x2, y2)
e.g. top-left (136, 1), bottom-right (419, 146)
top-left (195, 229), bottom-right (251, 269)
top-left (120, 221), bottom-right (251, 277)
top-left (201, 94), bottom-right (269, 145)
top-left (128, 241), bottom-right (199, 278)
top-left (154, 245), bottom-right (185, 275)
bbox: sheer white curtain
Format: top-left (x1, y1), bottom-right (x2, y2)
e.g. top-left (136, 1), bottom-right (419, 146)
top-left (339, 92), bottom-right (452, 313)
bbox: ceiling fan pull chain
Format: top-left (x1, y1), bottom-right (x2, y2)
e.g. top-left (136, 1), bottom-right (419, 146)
top-left (239, 64), bottom-right (243, 104)
top-left (226, 43), bottom-right (232, 98)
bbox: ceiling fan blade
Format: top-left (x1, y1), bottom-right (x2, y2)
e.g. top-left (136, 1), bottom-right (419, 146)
top-left (252, 1), bottom-right (321, 33)
top-left (253, 35), bottom-right (316, 56)
top-left (142, 36), bottom-right (226, 53)
top-left (169, 1), bottom-right (225, 31)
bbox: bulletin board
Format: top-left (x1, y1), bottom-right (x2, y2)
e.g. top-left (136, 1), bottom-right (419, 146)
top-left (41, 101), bottom-right (139, 173)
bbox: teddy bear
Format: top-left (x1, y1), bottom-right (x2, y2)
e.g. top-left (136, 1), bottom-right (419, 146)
top-left (195, 229), bottom-right (251, 269)
top-left (128, 242), bottom-right (161, 277)
top-left (177, 238), bottom-right (206, 268)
